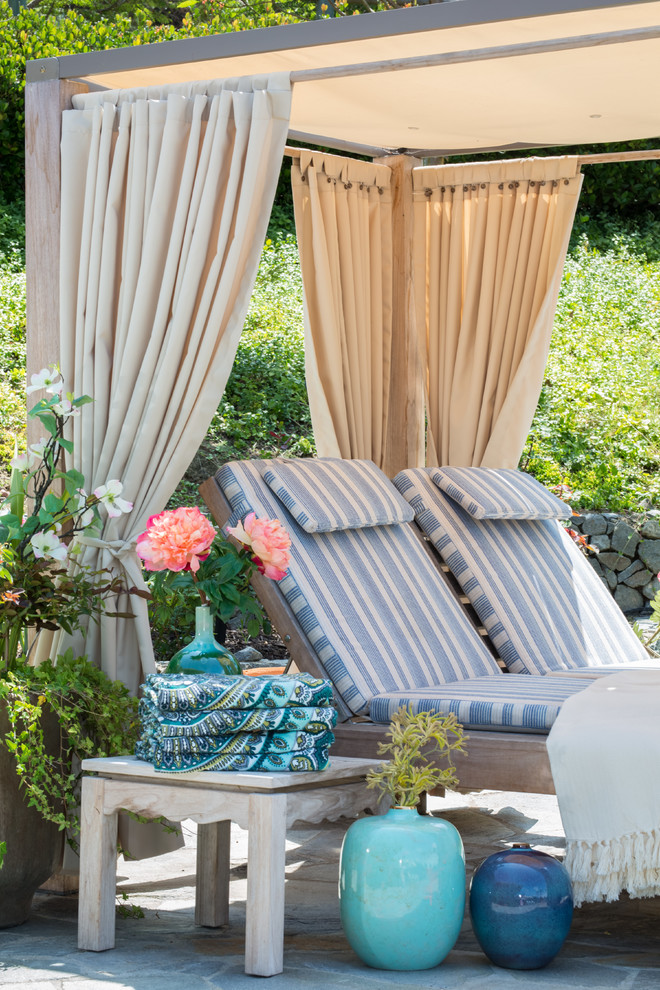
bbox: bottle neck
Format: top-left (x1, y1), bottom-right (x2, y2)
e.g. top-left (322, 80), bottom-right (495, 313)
top-left (194, 605), bottom-right (214, 642)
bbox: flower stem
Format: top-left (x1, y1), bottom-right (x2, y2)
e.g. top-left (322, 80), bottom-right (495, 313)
top-left (191, 573), bottom-right (209, 607)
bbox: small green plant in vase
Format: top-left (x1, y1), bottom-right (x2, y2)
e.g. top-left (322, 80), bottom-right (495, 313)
top-left (366, 705), bottom-right (467, 808)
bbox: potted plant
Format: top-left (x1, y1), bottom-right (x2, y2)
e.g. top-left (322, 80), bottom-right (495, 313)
top-left (339, 706), bottom-right (467, 971)
top-left (136, 507), bottom-right (291, 673)
top-left (0, 366), bottom-right (139, 927)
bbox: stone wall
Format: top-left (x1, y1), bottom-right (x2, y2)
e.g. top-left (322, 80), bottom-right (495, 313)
top-left (570, 511), bottom-right (660, 613)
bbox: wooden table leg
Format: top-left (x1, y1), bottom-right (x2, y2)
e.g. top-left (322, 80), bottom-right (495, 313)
top-left (195, 820), bottom-right (231, 928)
top-left (78, 776), bottom-right (118, 951)
top-left (245, 792), bottom-right (287, 977)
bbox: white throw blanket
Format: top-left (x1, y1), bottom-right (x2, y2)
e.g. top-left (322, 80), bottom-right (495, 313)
top-left (546, 669), bottom-right (660, 907)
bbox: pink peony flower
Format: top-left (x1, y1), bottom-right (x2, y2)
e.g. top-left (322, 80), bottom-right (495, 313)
top-left (136, 507), bottom-right (217, 573)
top-left (226, 512), bottom-right (291, 581)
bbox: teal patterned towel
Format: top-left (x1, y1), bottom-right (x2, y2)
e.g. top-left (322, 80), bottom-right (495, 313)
top-left (138, 698), bottom-right (338, 737)
top-left (144, 672), bottom-right (335, 713)
top-left (135, 733), bottom-right (332, 773)
top-left (136, 672), bottom-right (337, 773)
top-left (137, 727), bottom-right (334, 761)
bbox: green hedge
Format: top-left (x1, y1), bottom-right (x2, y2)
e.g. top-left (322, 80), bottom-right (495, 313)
top-left (523, 219), bottom-right (660, 511)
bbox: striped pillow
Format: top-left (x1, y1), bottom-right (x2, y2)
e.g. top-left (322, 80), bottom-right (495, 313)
top-left (263, 458), bottom-right (414, 533)
top-left (431, 467), bottom-right (571, 520)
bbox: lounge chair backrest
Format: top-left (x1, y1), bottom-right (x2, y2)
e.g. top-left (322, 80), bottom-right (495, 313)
top-left (394, 467), bottom-right (649, 675)
top-left (215, 458), bottom-right (502, 715)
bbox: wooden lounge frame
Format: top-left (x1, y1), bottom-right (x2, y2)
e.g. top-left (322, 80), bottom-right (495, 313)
top-left (200, 475), bottom-right (555, 795)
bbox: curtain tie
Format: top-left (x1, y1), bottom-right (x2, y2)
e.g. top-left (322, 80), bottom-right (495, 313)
top-left (75, 535), bottom-right (137, 562)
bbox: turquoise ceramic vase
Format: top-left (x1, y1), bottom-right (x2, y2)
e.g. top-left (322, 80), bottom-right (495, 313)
top-left (469, 843), bottom-right (573, 969)
top-left (166, 605), bottom-right (241, 676)
top-left (339, 807), bottom-right (465, 971)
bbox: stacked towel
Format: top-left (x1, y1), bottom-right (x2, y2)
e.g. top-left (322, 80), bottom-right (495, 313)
top-left (135, 671), bottom-right (337, 773)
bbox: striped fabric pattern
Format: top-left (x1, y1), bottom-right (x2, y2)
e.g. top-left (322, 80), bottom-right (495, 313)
top-left (263, 458), bottom-right (414, 532)
top-left (369, 674), bottom-right (592, 731)
top-left (431, 466), bottom-right (572, 520)
top-left (216, 459), bottom-right (503, 716)
top-left (394, 469), bottom-right (651, 675)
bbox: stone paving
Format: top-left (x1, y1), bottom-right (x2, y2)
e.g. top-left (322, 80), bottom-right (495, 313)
top-left (1, 789), bottom-right (659, 989)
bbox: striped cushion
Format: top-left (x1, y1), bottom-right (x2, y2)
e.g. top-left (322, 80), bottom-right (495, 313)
top-left (369, 675), bottom-right (592, 732)
top-left (432, 467), bottom-right (571, 520)
top-left (216, 459), bottom-right (502, 716)
top-left (395, 469), bottom-right (650, 675)
top-left (263, 458), bottom-right (414, 532)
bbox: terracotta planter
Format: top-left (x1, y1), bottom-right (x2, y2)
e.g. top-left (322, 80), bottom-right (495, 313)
top-left (0, 702), bottom-right (63, 928)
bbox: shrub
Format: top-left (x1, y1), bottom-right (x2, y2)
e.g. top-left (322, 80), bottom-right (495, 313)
top-left (523, 225), bottom-right (660, 511)
top-left (0, 262), bottom-right (26, 478)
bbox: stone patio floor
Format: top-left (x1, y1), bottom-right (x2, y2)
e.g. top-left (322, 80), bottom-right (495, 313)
top-left (1, 788), bottom-right (659, 989)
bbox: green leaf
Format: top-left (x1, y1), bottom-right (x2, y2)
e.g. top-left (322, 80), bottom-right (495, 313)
top-left (43, 492), bottom-right (64, 513)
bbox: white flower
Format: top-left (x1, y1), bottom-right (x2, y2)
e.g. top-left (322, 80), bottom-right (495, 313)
top-left (51, 398), bottom-right (80, 418)
top-left (26, 367), bottom-right (63, 396)
top-left (93, 480), bottom-right (133, 518)
top-left (29, 438), bottom-right (52, 459)
top-left (76, 489), bottom-right (95, 528)
top-left (10, 451), bottom-right (37, 472)
top-left (30, 531), bottom-right (68, 561)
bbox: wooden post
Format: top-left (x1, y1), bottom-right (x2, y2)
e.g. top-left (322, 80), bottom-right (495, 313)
top-left (24, 75), bottom-right (87, 442)
top-left (195, 820), bottom-right (231, 928)
top-left (376, 154), bottom-right (425, 477)
top-left (245, 792), bottom-right (287, 977)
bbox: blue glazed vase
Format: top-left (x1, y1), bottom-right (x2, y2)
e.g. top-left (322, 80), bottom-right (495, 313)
top-left (469, 842), bottom-right (573, 970)
top-left (166, 605), bottom-right (241, 676)
top-left (339, 807), bottom-right (465, 971)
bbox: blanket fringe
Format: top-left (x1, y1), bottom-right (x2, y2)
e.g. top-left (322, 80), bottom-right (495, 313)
top-left (565, 827), bottom-right (660, 906)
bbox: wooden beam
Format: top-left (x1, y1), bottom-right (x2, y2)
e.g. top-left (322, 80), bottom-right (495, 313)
top-left (377, 154), bottom-right (425, 477)
top-left (332, 721), bottom-right (555, 795)
top-left (577, 148), bottom-right (660, 165)
top-left (291, 25), bottom-right (660, 84)
top-left (25, 78), bottom-right (87, 441)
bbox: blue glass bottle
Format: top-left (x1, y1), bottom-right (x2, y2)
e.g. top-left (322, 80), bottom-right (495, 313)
top-left (166, 605), bottom-right (241, 676)
top-left (469, 842), bottom-right (573, 969)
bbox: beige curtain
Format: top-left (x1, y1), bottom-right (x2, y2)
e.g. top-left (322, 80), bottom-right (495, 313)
top-left (56, 75), bottom-right (291, 694)
top-left (413, 156), bottom-right (583, 467)
top-left (292, 152), bottom-right (393, 468)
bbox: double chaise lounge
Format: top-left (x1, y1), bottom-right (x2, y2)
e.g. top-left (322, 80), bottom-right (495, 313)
top-left (200, 458), bottom-right (654, 795)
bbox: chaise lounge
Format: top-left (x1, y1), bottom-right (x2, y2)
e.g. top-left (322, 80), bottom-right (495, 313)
top-left (201, 457), bottom-right (594, 795)
top-left (393, 466), bottom-right (658, 677)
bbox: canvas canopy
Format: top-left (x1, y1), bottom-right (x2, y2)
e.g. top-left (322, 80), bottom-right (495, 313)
top-left (28, 0), bottom-right (660, 157)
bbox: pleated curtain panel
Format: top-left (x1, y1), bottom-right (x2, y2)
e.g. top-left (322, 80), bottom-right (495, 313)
top-left (412, 156), bottom-right (583, 468)
top-left (57, 74), bottom-right (291, 694)
top-left (291, 152), bottom-right (394, 468)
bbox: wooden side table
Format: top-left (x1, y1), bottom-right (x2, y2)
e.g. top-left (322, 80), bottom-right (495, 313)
top-left (78, 755), bottom-right (383, 977)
